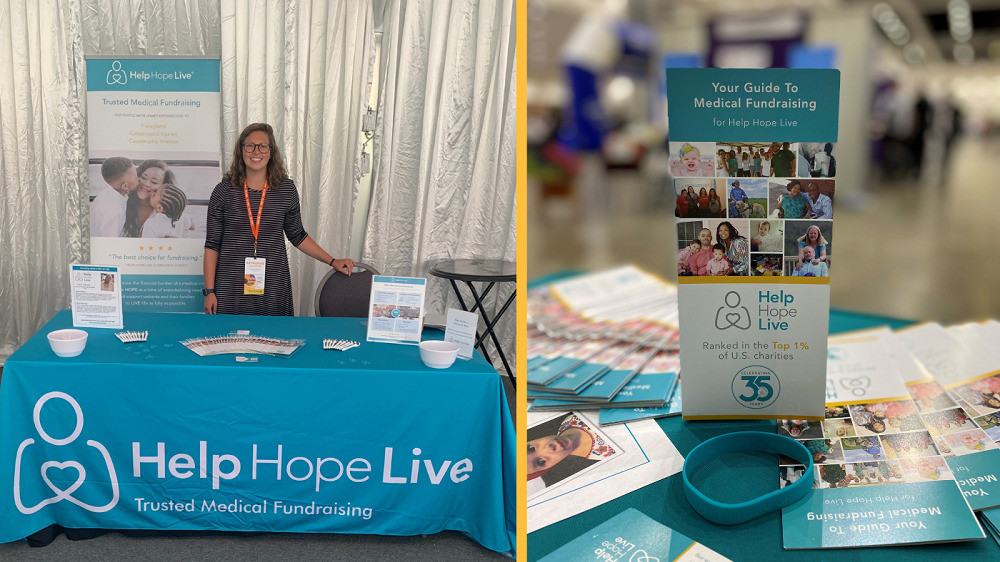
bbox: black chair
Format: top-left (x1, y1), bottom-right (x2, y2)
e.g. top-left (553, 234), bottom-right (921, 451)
top-left (314, 262), bottom-right (380, 317)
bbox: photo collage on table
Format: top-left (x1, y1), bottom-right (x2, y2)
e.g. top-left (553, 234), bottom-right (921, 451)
top-left (906, 374), bottom-right (1000, 457)
top-left (672, 141), bottom-right (834, 278)
top-left (776, 395), bottom-right (957, 490)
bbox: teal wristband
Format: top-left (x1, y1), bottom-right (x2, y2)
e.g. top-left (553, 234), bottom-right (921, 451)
top-left (682, 431), bottom-right (814, 525)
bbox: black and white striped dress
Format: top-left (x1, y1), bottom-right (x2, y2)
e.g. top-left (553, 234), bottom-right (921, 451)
top-left (205, 178), bottom-right (308, 316)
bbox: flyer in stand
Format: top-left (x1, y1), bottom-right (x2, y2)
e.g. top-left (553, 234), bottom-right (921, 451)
top-left (70, 264), bottom-right (124, 329)
top-left (667, 68), bottom-right (839, 420)
top-left (366, 276), bottom-right (426, 345)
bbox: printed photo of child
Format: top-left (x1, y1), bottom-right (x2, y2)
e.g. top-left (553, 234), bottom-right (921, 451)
top-left (823, 417), bottom-right (856, 438)
top-left (777, 419), bottom-right (823, 439)
top-left (942, 429), bottom-right (998, 456)
top-left (841, 436), bottom-right (883, 462)
top-left (676, 239), bottom-right (703, 276)
top-left (880, 430), bottom-right (937, 460)
top-left (668, 142), bottom-right (716, 178)
top-left (750, 220), bottom-right (783, 253)
top-left (899, 457), bottom-right (952, 483)
top-left (705, 244), bottom-right (730, 276)
top-left (527, 411), bottom-right (623, 500)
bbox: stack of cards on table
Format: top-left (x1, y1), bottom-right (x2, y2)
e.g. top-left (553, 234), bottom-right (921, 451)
top-left (982, 508), bottom-right (1000, 546)
top-left (537, 508), bottom-right (730, 562)
top-left (115, 330), bottom-right (147, 343)
top-left (180, 334), bottom-right (305, 357)
top-left (527, 268), bottom-right (683, 424)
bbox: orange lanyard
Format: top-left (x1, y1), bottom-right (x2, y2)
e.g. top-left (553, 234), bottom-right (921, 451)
top-left (243, 179), bottom-right (268, 257)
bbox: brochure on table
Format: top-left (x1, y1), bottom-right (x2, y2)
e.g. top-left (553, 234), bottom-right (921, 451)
top-left (538, 508), bottom-right (731, 562)
top-left (893, 323), bottom-right (1000, 511)
top-left (779, 333), bottom-right (984, 549)
top-left (444, 308), bottom-right (478, 359)
top-left (70, 264), bottom-right (124, 329)
top-left (366, 276), bottom-right (426, 345)
top-left (667, 68), bottom-right (839, 421)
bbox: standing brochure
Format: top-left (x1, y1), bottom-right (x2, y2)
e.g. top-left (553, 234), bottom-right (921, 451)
top-left (366, 276), bottom-right (426, 345)
top-left (537, 507), bottom-right (730, 562)
top-left (69, 264), bottom-right (124, 329)
top-left (778, 333), bottom-right (984, 549)
top-left (893, 323), bottom-right (1000, 511)
top-left (667, 68), bottom-right (838, 420)
top-left (444, 308), bottom-right (478, 359)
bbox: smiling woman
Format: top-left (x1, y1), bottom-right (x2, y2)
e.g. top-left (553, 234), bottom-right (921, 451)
top-left (202, 123), bottom-right (356, 316)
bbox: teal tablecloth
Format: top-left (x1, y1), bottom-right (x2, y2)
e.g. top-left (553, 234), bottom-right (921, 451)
top-left (528, 307), bottom-right (999, 560)
top-left (0, 311), bottom-right (515, 555)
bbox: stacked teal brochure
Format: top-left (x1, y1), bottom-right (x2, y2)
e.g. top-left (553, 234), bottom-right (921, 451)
top-left (778, 331), bottom-right (984, 549)
top-left (537, 508), bottom-right (730, 562)
top-left (600, 380), bottom-right (683, 425)
top-left (982, 508), bottom-right (1000, 545)
top-left (529, 351), bottom-right (678, 412)
top-left (893, 322), bottom-right (1000, 512)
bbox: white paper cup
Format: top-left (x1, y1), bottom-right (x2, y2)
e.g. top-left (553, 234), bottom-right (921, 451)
top-left (47, 329), bottom-right (88, 358)
top-left (419, 340), bottom-right (459, 369)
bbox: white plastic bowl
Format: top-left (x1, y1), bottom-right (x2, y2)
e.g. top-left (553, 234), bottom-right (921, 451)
top-left (47, 329), bottom-right (88, 358)
top-left (419, 340), bottom-right (459, 369)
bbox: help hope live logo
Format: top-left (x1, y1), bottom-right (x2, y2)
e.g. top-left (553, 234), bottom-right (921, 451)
top-left (13, 392), bottom-right (475, 516)
top-left (14, 392), bottom-right (119, 514)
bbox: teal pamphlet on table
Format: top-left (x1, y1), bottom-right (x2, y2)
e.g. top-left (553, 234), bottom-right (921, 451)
top-left (0, 311), bottom-right (515, 555)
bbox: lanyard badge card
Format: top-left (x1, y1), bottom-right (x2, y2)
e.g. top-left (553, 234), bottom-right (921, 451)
top-left (244, 180), bottom-right (267, 295)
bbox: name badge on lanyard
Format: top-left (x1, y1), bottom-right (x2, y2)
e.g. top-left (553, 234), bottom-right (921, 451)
top-left (244, 257), bottom-right (266, 295)
top-left (243, 179), bottom-right (268, 296)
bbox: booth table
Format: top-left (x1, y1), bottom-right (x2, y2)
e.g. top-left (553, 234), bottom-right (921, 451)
top-left (0, 311), bottom-right (515, 555)
top-left (527, 304), bottom-right (1000, 561)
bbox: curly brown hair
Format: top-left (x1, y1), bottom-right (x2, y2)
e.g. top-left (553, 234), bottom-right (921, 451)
top-left (223, 123), bottom-right (289, 189)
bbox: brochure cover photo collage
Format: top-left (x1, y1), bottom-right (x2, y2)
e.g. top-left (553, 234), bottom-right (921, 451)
top-left (673, 141), bottom-right (834, 278)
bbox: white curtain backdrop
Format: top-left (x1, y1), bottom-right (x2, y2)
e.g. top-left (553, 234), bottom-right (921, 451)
top-left (0, 1), bottom-right (88, 360)
top-left (0, 0), bottom-right (220, 361)
top-left (221, 0), bottom-right (374, 316)
top-left (363, 0), bottom-right (517, 369)
top-left (1, 0), bottom-right (372, 360)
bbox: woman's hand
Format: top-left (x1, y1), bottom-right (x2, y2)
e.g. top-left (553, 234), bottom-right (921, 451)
top-left (331, 258), bottom-right (356, 276)
top-left (204, 293), bottom-right (217, 314)
top-left (795, 261), bottom-right (803, 270)
top-left (812, 259), bottom-right (820, 265)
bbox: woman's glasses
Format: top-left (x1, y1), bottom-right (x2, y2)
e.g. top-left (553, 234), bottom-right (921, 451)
top-left (243, 142), bottom-right (271, 153)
